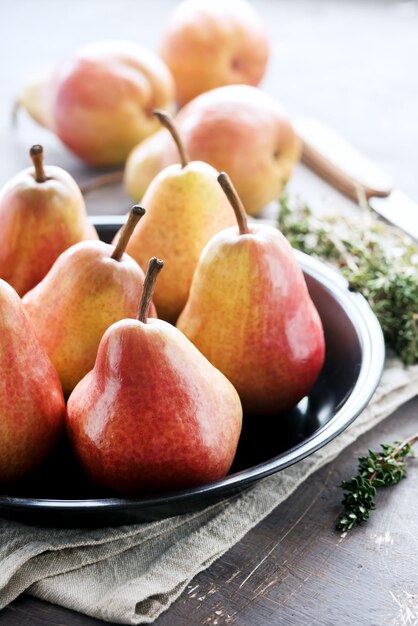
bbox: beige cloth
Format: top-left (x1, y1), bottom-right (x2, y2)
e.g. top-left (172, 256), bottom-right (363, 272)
top-left (0, 357), bottom-right (417, 624)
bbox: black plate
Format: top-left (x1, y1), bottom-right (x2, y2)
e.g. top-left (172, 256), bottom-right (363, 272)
top-left (0, 221), bottom-right (385, 527)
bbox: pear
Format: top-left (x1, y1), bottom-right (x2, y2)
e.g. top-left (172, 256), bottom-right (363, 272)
top-left (177, 173), bottom-right (325, 416)
top-left (0, 145), bottom-right (98, 296)
top-left (0, 280), bottom-right (65, 484)
top-left (114, 110), bottom-right (236, 324)
top-left (124, 85), bottom-right (300, 216)
top-left (159, 0), bottom-right (270, 106)
top-left (23, 206), bottom-right (155, 397)
top-left (66, 258), bottom-right (242, 496)
top-left (16, 41), bottom-right (175, 166)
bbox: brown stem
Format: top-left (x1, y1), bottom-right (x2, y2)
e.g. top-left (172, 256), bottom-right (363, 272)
top-left (111, 206), bottom-right (145, 261)
top-left (80, 170), bottom-right (124, 195)
top-left (137, 257), bottom-right (164, 323)
top-left (217, 172), bottom-right (249, 235)
top-left (30, 145), bottom-right (47, 183)
top-left (397, 432), bottom-right (418, 452)
top-left (153, 109), bottom-right (189, 168)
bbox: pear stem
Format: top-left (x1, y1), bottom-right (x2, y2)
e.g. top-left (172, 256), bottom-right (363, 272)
top-left (138, 258), bottom-right (164, 323)
top-left (153, 109), bottom-right (189, 168)
top-left (30, 145), bottom-right (47, 183)
top-left (217, 172), bottom-right (249, 235)
top-left (80, 170), bottom-right (124, 195)
top-left (111, 206), bottom-right (145, 261)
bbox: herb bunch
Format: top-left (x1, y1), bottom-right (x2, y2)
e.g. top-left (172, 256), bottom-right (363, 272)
top-left (336, 435), bottom-right (417, 532)
top-left (278, 195), bottom-right (418, 365)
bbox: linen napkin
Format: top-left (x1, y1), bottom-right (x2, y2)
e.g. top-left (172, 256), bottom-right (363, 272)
top-left (0, 357), bottom-right (417, 624)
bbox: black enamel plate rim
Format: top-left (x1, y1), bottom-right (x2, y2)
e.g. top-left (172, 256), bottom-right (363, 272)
top-left (0, 249), bottom-right (385, 513)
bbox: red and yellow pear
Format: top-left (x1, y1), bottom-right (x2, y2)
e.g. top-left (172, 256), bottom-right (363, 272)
top-left (0, 280), bottom-right (65, 484)
top-left (17, 41), bottom-right (175, 166)
top-left (159, 0), bottom-right (270, 106)
top-left (177, 173), bottom-right (325, 415)
top-left (116, 110), bottom-right (236, 323)
top-left (23, 207), bottom-right (155, 396)
top-left (66, 258), bottom-right (243, 496)
top-left (124, 85), bottom-right (300, 216)
top-left (0, 145), bottom-right (97, 296)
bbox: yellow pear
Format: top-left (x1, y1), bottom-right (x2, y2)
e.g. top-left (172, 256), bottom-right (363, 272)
top-left (114, 110), bottom-right (236, 324)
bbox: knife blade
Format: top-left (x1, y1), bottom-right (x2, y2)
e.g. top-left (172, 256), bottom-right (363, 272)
top-left (295, 117), bottom-right (418, 241)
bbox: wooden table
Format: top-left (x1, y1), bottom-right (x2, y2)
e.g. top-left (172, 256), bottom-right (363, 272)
top-left (1, 1), bottom-right (417, 624)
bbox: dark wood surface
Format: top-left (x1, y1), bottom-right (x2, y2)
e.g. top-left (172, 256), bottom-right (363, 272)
top-left (0, 1), bottom-right (417, 624)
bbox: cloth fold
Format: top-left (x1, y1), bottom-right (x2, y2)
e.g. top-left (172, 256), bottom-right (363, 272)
top-left (0, 357), bottom-right (417, 624)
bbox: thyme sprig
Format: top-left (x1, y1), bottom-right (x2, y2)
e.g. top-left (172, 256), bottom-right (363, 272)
top-left (278, 195), bottom-right (418, 365)
top-left (336, 434), bottom-right (418, 532)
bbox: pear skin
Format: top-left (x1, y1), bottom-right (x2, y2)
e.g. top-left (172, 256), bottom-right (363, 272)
top-left (23, 237), bottom-right (155, 397)
top-left (117, 110), bottom-right (237, 323)
top-left (117, 111), bottom-right (236, 324)
top-left (124, 85), bottom-right (300, 216)
top-left (177, 175), bottom-right (325, 415)
top-left (160, 0), bottom-right (270, 106)
top-left (66, 317), bottom-right (242, 496)
top-left (124, 128), bottom-right (178, 202)
top-left (18, 41), bottom-right (175, 166)
top-left (18, 69), bottom-right (56, 129)
top-left (0, 146), bottom-right (97, 296)
top-left (120, 162), bottom-right (235, 324)
top-left (0, 280), bottom-right (65, 484)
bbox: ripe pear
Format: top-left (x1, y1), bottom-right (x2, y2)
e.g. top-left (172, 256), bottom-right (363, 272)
top-left (0, 145), bottom-right (97, 296)
top-left (66, 258), bottom-right (242, 496)
top-left (0, 280), bottom-right (65, 484)
top-left (116, 110), bottom-right (236, 323)
top-left (17, 41), bottom-right (175, 166)
top-left (177, 173), bottom-right (325, 415)
top-left (23, 207), bottom-right (155, 397)
top-left (160, 0), bottom-right (270, 106)
top-left (124, 85), bottom-right (300, 216)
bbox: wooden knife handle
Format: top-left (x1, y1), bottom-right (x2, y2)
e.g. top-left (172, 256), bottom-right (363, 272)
top-left (295, 117), bottom-right (392, 201)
